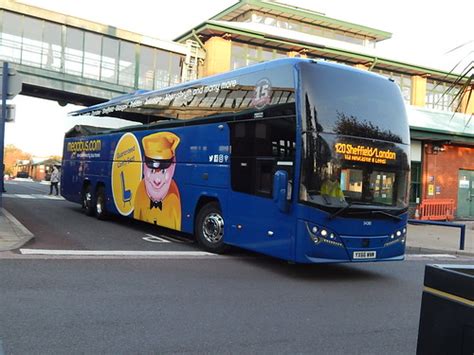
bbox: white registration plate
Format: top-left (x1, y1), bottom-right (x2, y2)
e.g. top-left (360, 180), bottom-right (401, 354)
top-left (353, 251), bottom-right (377, 260)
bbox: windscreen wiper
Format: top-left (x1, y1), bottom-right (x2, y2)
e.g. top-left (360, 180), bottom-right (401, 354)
top-left (327, 201), bottom-right (352, 220)
top-left (348, 209), bottom-right (402, 221)
top-left (369, 210), bottom-right (402, 221)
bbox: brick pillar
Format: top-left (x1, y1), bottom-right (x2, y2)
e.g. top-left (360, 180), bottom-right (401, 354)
top-left (411, 75), bottom-right (427, 107)
top-left (203, 37), bottom-right (232, 77)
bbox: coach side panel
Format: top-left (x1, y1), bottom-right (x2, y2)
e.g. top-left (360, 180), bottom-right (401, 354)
top-left (61, 123), bottom-right (231, 235)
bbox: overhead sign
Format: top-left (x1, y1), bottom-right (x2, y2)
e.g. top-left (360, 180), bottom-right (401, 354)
top-left (0, 66), bottom-right (22, 99)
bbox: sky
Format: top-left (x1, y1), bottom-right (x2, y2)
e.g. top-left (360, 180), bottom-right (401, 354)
top-left (4, 0), bottom-right (473, 157)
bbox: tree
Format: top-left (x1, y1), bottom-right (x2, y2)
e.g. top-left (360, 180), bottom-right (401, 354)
top-left (439, 41), bottom-right (473, 119)
top-left (48, 155), bottom-right (62, 162)
top-left (3, 144), bottom-right (32, 175)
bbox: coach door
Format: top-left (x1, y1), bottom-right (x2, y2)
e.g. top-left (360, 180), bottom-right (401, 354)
top-left (457, 169), bottom-right (474, 218)
top-left (226, 117), bottom-right (296, 260)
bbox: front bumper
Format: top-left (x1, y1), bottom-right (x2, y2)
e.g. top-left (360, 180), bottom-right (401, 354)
top-left (295, 219), bottom-right (406, 263)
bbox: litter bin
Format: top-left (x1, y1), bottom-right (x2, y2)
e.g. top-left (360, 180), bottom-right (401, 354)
top-left (417, 264), bottom-right (474, 354)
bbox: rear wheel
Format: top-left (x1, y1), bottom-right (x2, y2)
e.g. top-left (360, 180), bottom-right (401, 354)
top-left (82, 184), bottom-right (95, 216)
top-left (195, 202), bottom-right (228, 254)
top-left (95, 186), bottom-right (108, 220)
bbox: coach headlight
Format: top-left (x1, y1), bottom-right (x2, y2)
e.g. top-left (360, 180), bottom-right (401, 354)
top-left (306, 222), bottom-right (343, 247)
top-left (385, 227), bottom-right (407, 246)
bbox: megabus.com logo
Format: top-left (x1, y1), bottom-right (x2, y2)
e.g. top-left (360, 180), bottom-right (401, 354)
top-left (67, 139), bottom-right (102, 153)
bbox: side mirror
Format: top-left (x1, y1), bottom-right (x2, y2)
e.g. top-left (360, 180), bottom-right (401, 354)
top-left (273, 170), bottom-right (290, 213)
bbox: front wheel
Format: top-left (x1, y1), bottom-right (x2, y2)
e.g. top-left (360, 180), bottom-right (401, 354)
top-left (82, 184), bottom-right (95, 216)
top-left (195, 202), bottom-right (228, 254)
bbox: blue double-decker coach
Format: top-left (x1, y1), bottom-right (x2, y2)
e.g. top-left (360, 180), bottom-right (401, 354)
top-left (62, 58), bottom-right (410, 263)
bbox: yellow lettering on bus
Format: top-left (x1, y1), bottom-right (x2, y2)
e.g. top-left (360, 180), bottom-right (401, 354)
top-left (335, 143), bottom-right (396, 164)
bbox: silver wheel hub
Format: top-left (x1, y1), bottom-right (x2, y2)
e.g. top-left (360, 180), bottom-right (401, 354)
top-left (96, 197), bottom-right (103, 214)
top-left (202, 213), bottom-right (224, 244)
top-left (84, 192), bottom-right (92, 207)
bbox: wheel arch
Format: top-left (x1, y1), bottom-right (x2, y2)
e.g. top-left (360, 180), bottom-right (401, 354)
top-left (95, 180), bottom-right (106, 192)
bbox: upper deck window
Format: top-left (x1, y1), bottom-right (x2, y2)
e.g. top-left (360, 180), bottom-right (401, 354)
top-left (300, 62), bottom-right (409, 144)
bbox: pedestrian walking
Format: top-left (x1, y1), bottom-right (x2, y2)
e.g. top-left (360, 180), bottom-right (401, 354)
top-left (49, 166), bottom-right (60, 196)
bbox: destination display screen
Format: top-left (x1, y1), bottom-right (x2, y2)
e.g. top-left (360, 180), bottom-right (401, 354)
top-left (334, 142), bottom-right (397, 165)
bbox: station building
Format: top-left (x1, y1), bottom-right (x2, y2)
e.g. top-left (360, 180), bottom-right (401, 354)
top-left (12, 157), bottom-right (60, 181)
top-left (0, 0), bottom-right (473, 218)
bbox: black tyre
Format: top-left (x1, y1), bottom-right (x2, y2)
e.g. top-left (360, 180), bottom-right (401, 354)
top-left (95, 186), bottom-right (108, 220)
top-left (82, 184), bottom-right (95, 216)
top-left (195, 202), bottom-right (228, 254)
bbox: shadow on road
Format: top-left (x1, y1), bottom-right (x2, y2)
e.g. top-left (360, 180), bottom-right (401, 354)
top-left (61, 204), bottom-right (393, 282)
top-left (233, 255), bottom-right (389, 281)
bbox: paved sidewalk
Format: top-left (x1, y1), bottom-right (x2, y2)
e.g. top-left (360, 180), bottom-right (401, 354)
top-left (406, 222), bottom-right (474, 256)
top-left (0, 208), bottom-right (34, 251)
top-left (0, 206), bottom-right (473, 256)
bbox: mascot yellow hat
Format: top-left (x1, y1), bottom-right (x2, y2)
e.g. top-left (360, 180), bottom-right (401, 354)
top-left (142, 132), bottom-right (180, 160)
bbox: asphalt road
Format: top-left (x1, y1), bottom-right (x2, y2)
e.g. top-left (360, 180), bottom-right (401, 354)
top-left (0, 256), bottom-right (431, 354)
top-left (2, 180), bottom-right (196, 251)
top-left (0, 180), bottom-right (472, 354)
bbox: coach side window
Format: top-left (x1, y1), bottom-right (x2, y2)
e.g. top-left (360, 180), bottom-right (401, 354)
top-left (230, 116), bottom-right (296, 197)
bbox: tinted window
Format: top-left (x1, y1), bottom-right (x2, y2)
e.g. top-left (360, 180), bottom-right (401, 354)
top-left (300, 62), bottom-right (409, 144)
top-left (139, 45), bottom-right (155, 90)
top-left (119, 41), bottom-right (136, 87)
top-left (1, 12), bottom-right (23, 63)
top-left (101, 37), bottom-right (119, 83)
top-left (230, 116), bottom-right (296, 197)
top-left (65, 28), bottom-right (84, 76)
top-left (169, 53), bottom-right (182, 86)
top-left (300, 132), bottom-right (410, 210)
top-left (155, 49), bottom-right (171, 89)
top-left (22, 17), bottom-right (43, 67)
top-left (42, 22), bottom-right (62, 71)
top-left (84, 32), bottom-right (101, 80)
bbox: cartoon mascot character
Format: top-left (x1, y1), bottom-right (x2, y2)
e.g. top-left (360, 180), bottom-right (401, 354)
top-left (134, 132), bottom-right (181, 230)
